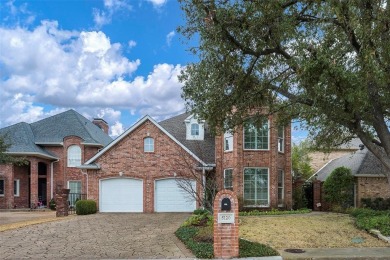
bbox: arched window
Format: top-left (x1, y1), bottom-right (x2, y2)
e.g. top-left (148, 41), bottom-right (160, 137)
top-left (191, 123), bottom-right (199, 136)
top-left (67, 145), bottom-right (81, 167)
top-left (144, 137), bottom-right (154, 152)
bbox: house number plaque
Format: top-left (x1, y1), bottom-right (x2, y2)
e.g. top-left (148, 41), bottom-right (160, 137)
top-left (218, 213), bottom-right (234, 224)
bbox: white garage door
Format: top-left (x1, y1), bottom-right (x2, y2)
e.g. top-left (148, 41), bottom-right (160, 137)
top-left (100, 178), bottom-right (143, 212)
top-left (154, 179), bottom-right (196, 212)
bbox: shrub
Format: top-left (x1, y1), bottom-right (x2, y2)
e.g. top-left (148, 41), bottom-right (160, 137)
top-left (361, 197), bottom-right (390, 210)
top-left (292, 186), bottom-right (307, 210)
top-left (239, 239), bottom-right (279, 257)
top-left (323, 167), bottom-right (354, 209)
top-left (193, 208), bottom-right (209, 215)
top-left (175, 226), bottom-right (214, 259)
top-left (348, 208), bottom-right (390, 236)
top-left (182, 213), bottom-right (213, 227)
top-left (75, 200), bottom-right (97, 215)
top-left (194, 225), bottom-right (213, 243)
top-left (49, 198), bottom-right (56, 210)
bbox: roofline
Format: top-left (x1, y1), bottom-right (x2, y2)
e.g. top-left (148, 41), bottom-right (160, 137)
top-left (84, 115), bottom-right (208, 166)
top-left (35, 142), bottom-right (63, 146)
top-left (77, 164), bottom-right (101, 169)
top-left (354, 174), bottom-right (387, 178)
top-left (81, 142), bottom-right (104, 147)
top-left (6, 152), bottom-right (58, 160)
top-left (308, 157), bottom-right (338, 181)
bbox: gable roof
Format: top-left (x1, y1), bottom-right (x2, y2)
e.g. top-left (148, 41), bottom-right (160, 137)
top-left (0, 110), bottom-right (112, 160)
top-left (315, 149), bottom-right (388, 181)
top-left (83, 115), bottom-right (211, 168)
top-left (159, 113), bottom-right (215, 165)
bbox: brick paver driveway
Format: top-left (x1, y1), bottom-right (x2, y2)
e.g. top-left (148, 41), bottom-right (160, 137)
top-left (0, 213), bottom-right (194, 259)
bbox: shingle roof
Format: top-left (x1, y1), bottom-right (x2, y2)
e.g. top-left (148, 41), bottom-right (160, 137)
top-left (0, 110), bottom-right (112, 159)
top-left (159, 113), bottom-right (215, 165)
top-left (315, 149), bottom-right (387, 181)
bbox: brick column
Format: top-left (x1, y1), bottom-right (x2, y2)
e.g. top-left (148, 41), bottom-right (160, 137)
top-left (313, 180), bottom-right (322, 211)
top-left (30, 159), bottom-right (38, 208)
top-left (213, 190), bottom-right (239, 259)
top-left (55, 186), bottom-right (70, 217)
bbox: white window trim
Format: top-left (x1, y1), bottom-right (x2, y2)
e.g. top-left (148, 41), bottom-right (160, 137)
top-left (242, 167), bottom-right (270, 207)
top-left (0, 178), bottom-right (4, 196)
top-left (278, 170), bottom-right (284, 207)
top-left (224, 132), bottom-right (233, 152)
top-left (223, 168), bottom-right (233, 190)
top-left (243, 120), bottom-right (270, 151)
top-left (14, 179), bottom-right (20, 197)
top-left (278, 126), bottom-right (285, 153)
top-left (67, 145), bottom-right (82, 168)
top-left (144, 137), bottom-right (154, 153)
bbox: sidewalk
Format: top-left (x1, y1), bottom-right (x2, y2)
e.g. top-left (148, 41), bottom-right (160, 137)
top-left (279, 247), bottom-right (390, 259)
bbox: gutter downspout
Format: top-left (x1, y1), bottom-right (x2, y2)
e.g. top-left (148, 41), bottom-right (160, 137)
top-left (202, 167), bottom-right (206, 209)
top-left (82, 170), bottom-right (89, 199)
top-left (50, 159), bottom-right (59, 199)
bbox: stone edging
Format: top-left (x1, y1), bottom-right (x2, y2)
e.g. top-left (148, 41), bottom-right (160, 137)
top-left (369, 229), bottom-right (390, 243)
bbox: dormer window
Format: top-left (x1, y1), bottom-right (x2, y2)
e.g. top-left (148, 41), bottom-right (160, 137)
top-left (191, 123), bottom-right (199, 136)
top-left (185, 114), bottom-right (205, 140)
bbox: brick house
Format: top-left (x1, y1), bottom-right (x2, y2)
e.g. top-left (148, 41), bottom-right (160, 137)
top-left (314, 147), bottom-right (390, 207)
top-left (1, 110), bottom-right (292, 212)
top-left (0, 110), bottom-right (112, 209)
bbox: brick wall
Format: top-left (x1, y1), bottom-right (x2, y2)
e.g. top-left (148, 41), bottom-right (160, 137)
top-left (215, 115), bottom-right (292, 209)
top-left (356, 176), bottom-right (390, 207)
top-left (88, 119), bottom-right (201, 213)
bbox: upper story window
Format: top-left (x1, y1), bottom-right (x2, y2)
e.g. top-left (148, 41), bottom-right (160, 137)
top-left (144, 137), bottom-right (154, 152)
top-left (185, 115), bottom-right (205, 140)
top-left (243, 117), bottom-right (269, 150)
top-left (67, 145), bottom-right (81, 167)
top-left (224, 132), bottom-right (233, 152)
top-left (14, 179), bottom-right (20, 197)
top-left (278, 126), bottom-right (284, 153)
top-left (191, 123), bottom-right (199, 136)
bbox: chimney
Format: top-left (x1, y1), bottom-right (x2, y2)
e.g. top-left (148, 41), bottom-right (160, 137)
top-left (92, 118), bottom-right (109, 134)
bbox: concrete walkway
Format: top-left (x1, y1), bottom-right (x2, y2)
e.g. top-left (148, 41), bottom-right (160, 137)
top-left (0, 213), bottom-right (194, 259)
top-left (279, 247), bottom-right (390, 259)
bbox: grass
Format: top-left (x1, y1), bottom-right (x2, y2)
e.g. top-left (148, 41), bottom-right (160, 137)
top-left (239, 208), bottom-right (312, 216)
top-left (240, 212), bottom-right (389, 249)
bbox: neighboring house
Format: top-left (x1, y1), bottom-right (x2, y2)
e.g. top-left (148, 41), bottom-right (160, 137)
top-left (314, 148), bottom-right (390, 207)
top-left (0, 110), bottom-right (112, 209)
top-left (1, 110), bottom-right (292, 212)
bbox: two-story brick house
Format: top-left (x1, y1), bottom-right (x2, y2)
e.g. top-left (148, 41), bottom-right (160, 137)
top-left (0, 110), bottom-right (112, 209)
top-left (1, 110), bottom-right (292, 211)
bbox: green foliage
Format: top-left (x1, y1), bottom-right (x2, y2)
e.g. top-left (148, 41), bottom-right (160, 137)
top-left (178, 0), bottom-right (390, 182)
top-left (193, 208), bottom-right (210, 215)
top-left (350, 209), bottom-right (390, 236)
top-left (323, 167), bottom-right (354, 209)
top-left (175, 226), bottom-right (214, 259)
top-left (0, 135), bottom-right (28, 165)
top-left (75, 200), bottom-right (97, 215)
top-left (239, 239), bottom-right (279, 258)
top-left (292, 141), bottom-right (314, 180)
top-left (49, 198), bottom-right (56, 210)
top-left (361, 197), bottom-right (390, 210)
top-left (239, 208), bottom-right (311, 216)
top-left (292, 186), bottom-right (308, 210)
top-left (182, 213), bottom-right (213, 227)
top-left (194, 225), bottom-right (213, 243)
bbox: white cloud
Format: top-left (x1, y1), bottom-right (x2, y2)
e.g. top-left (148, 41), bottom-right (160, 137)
top-left (128, 40), bottom-right (137, 48)
top-left (0, 21), bottom-right (185, 129)
top-left (146, 0), bottom-right (167, 8)
top-left (110, 121), bottom-right (125, 137)
top-left (93, 0), bottom-right (131, 28)
top-left (166, 31), bottom-right (175, 46)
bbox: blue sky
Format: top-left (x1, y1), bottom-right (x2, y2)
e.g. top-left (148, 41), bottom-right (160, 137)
top-left (0, 0), bottom-right (307, 142)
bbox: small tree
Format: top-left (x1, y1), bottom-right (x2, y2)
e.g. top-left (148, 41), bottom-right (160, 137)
top-left (292, 140), bottom-right (314, 180)
top-left (323, 167), bottom-right (354, 209)
top-left (0, 135), bottom-right (27, 165)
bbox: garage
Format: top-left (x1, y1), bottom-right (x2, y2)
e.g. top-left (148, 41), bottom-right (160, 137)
top-left (154, 178), bottom-right (196, 212)
top-left (100, 178), bottom-right (143, 212)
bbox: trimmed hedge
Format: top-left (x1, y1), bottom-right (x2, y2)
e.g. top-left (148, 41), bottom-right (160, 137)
top-left (75, 200), bottom-right (97, 215)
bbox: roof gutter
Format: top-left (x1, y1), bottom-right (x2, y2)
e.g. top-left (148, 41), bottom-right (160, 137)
top-left (35, 142), bottom-right (63, 146)
top-left (6, 152), bottom-right (58, 160)
top-left (77, 164), bottom-right (101, 170)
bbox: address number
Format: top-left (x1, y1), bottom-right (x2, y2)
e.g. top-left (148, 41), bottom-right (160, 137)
top-left (218, 213), bottom-right (235, 224)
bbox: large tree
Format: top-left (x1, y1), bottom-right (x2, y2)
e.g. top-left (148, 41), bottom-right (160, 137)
top-left (178, 0), bottom-right (390, 187)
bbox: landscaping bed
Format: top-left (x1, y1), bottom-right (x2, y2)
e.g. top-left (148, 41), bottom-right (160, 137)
top-left (348, 208), bottom-right (390, 236)
top-left (175, 212), bottom-right (279, 258)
